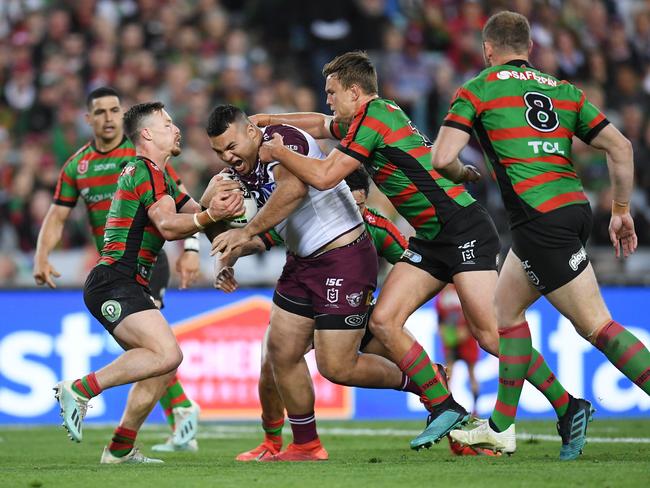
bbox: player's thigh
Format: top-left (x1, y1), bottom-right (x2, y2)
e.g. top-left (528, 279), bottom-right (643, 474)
top-left (494, 249), bottom-right (541, 328)
top-left (372, 261), bottom-right (446, 328)
top-left (453, 270), bottom-right (498, 341)
top-left (545, 263), bottom-right (611, 338)
top-left (314, 328), bottom-right (366, 370)
top-left (268, 304), bottom-right (315, 364)
top-left (113, 309), bottom-right (180, 357)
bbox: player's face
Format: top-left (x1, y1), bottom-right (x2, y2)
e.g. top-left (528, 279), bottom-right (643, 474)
top-left (351, 189), bottom-right (367, 214)
top-left (208, 120), bottom-right (258, 175)
top-left (325, 74), bottom-right (358, 123)
top-left (146, 109), bottom-right (181, 156)
top-left (86, 96), bottom-right (124, 143)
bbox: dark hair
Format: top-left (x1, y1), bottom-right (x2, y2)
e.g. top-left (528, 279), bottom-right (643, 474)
top-left (322, 51), bottom-right (378, 95)
top-left (206, 104), bottom-right (248, 137)
top-left (123, 101), bottom-right (165, 143)
top-left (86, 86), bottom-right (120, 109)
top-left (345, 167), bottom-right (370, 194)
top-left (482, 11), bottom-right (531, 55)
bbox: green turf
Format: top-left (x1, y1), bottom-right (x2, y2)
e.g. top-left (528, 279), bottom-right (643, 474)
top-left (1, 419), bottom-right (648, 488)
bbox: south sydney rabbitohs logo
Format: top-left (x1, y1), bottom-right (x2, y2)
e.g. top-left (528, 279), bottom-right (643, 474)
top-left (77, 159), bottom-right (89, 174)
top-left (100, 300), bottom-right (122, 323)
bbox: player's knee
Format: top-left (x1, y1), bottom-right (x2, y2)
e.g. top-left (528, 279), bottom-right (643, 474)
top-left (368, 308), bottom-right (395, 340)
top-left (157, 345), bottom-right (183, 375)
top-left (318, 360), bottom-right (354, 385)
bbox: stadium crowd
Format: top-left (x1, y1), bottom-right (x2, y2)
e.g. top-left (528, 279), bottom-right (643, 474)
top-left (1, 0), bottom-right (650, 286)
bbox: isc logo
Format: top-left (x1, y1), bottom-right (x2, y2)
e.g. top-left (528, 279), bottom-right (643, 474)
top-left (325, 278), bottom-right (343, 286)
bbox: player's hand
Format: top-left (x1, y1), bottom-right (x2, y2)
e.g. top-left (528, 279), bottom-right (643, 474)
top-left (200, 173), bottom-right (243, 207)
top-left (609, 212), bottom-right (637, 258)
top-left (214, 264), bottom-right (238, 292)
top-left (249, 114), bottom-right (269, 127)
top-left (208, 190), bottom-right (245, 221)
top-left (33, 257), bottom-right (61, 288)
top-left (259, 132), bottom-right (285, 163)
top-left (176, 250), bottom-right (201, 289)
top-left (210, 228), bottom-right (251, 261)
top-left (461, 165), bottom-right (481, 183)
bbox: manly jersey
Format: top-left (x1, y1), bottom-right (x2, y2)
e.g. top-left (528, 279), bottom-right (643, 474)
top-left (443, 59), bottom-right (608, 228)
top-left (97, 156), bottom-right (190, 286)
top-left (331, 98), bottom-right (475, 240)
top-left (236, 124), bottom-right (362, 257)
top-left (261, 205), bottom-right (407, 265)
top-left (53, 136), bottom-right (183, 251)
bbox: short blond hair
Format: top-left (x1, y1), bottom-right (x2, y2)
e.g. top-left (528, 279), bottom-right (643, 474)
top-left (322, 51), bottom-right (378, 95)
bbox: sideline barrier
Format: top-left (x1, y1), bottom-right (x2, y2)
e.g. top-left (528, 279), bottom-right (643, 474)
top-left (0, 288), bottom-right (648, 423)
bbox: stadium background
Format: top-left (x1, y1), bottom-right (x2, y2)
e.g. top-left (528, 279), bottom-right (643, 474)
top-left (0, 0), bottom-right (648, 424)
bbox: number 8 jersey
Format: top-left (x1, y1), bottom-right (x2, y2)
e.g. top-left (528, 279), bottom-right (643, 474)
top-left (443, 59), bottom-right (610, 228)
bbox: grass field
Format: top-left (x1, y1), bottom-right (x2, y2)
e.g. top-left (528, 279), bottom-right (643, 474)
top-left (1, 419), bottom-right (648, 488)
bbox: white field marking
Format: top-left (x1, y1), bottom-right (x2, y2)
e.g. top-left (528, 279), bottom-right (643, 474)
top-left (133, 424), bottom-right (650, 444)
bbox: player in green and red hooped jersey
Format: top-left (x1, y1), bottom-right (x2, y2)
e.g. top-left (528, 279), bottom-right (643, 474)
top-left (252, 52), bottom-right (585, 452)
top-left (53, 102), bottom-right (245, 463)
top-left (433, 11), bottom-right (648, 460)
top-left (33, 87), bottom-right (203, 452)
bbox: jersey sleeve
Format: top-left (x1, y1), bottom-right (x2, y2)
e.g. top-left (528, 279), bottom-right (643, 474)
top-left (165, 171), bottom-right (191, 211)
top-left (574, 88), bottom-right (610, 144)
top-left (442, 83), bottom-right (482, 134)
top-left (364, 208), bottom-right (408, 265)
top-left (336, 103), bottom-right (383, 164)
top-left (258, 228), bottom-right (284, 250)
top-left (52, 159), bottom-right (79, 207)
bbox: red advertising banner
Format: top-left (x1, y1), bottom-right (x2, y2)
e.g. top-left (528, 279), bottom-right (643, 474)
top-left (172, 296), bottom-right (352, 419)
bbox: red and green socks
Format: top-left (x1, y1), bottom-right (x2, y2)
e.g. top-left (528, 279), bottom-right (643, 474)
top-left (398, 342), bottom-right (449, 407)
top-left (490, 322), bottom-right (532, 432)
top-left (71, 373), bottom-right (102, 400)
top-left (262, 416), bottom-right (284, 448)
top-left (159, 376), bottom-right (192, 430)
top-left (526, 348), bottom-right (570, 417)
top-left (595, 320), bottom-right (650, 394)
top-left (108, 426), bottom-right (137, 458)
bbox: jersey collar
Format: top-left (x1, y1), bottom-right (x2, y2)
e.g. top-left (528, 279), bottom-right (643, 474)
top-left (504, 59), bottom-right (533, 69)
top-left (91, 135), bottom-right (128, 154)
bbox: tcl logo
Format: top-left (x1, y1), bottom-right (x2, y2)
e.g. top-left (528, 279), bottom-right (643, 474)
top-left (325, 278), bottom-right (343, 286)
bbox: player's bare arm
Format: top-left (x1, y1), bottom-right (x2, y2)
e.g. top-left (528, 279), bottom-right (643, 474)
top-left (430, 126), bottom-right (481, 184)
top-left (260, 132), bottom-right (359, 190)
top-left (589, 124), bottom-right (638, 258)
top-left (251, 112), bottom-right (334, 140)
top-left (33, 204), bottom-right (73, 288)
top-left (148, 192), bottom-right (243, 241)
top-left (210, 164), bottom-right (308, 259)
